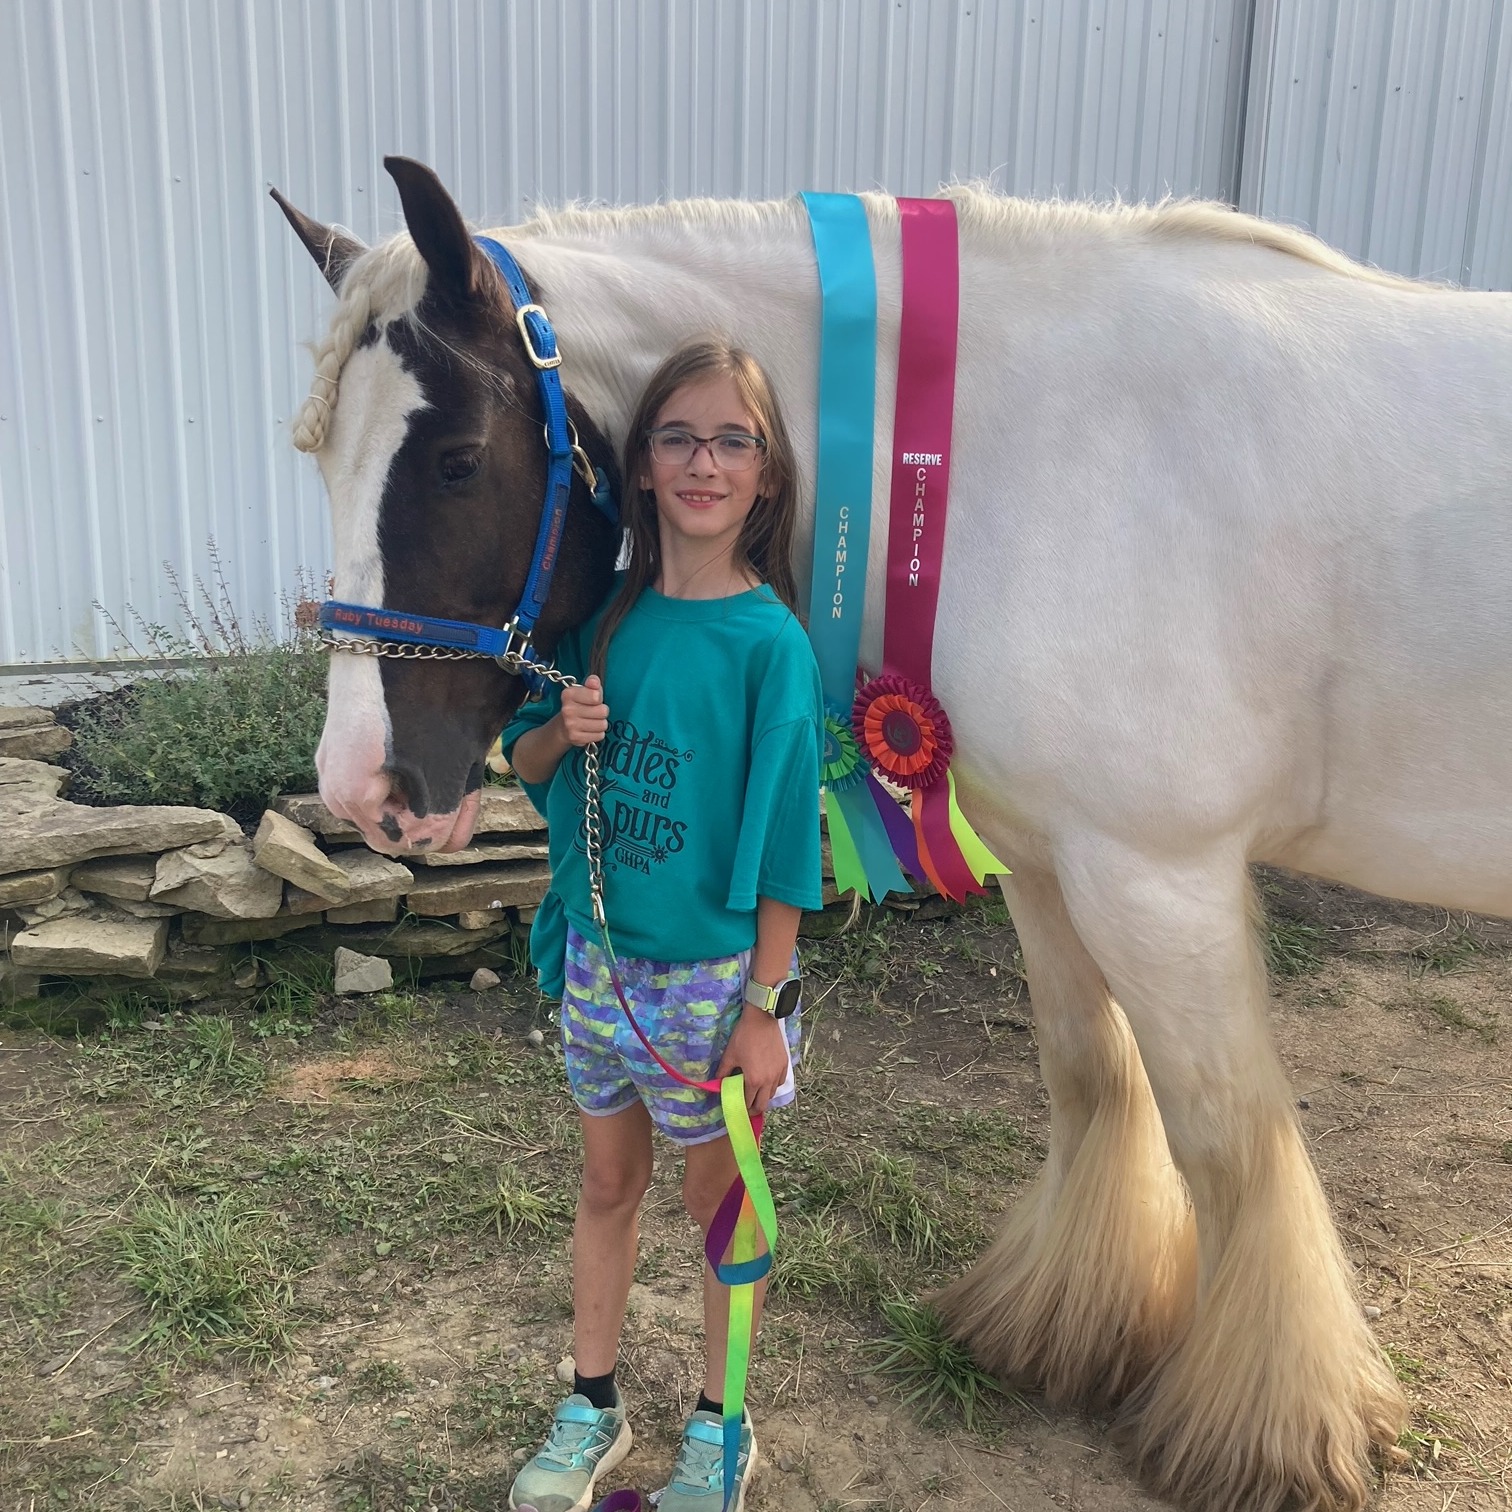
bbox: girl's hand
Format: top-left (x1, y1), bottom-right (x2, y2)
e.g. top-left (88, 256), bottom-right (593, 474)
top-left (559, 675), bottom-right (609, 747)
top-left (716, 1006), bottom-right (790, 1116)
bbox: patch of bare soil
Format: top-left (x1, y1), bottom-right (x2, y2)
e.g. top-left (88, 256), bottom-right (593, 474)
top-left (272, 1049), bottom-right (423, 1105)
top-left (1, 875), bottom-right (1507, 1511)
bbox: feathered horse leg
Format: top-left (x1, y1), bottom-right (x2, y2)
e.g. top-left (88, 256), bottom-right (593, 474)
top-left (935, 863), bottom-right (1195, 1406)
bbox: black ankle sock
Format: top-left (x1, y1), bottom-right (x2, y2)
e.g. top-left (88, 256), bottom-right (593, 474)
top-left (696, 1391), bottom-right (723, 1417)
top-left (574, 1368), bottom-right (617, 1410)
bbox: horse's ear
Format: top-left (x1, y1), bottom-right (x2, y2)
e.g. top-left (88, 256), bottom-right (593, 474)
top-left (269, 188), bottom-right (366, 292)
top-left (385, 156), bottom-right (482, 302)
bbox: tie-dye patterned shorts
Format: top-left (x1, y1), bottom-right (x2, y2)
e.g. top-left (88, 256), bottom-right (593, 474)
top-left (560, 924), bottom-right (802, 1145)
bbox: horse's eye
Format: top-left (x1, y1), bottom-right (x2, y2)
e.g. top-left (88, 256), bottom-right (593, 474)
top-left (439, 449), bottom-right (481, 487)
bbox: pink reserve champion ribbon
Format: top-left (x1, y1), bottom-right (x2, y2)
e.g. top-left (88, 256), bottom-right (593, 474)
top-left (853, 198), bottom-right (1006, 901)
top-left (884, 198), bottom-right (959, 684)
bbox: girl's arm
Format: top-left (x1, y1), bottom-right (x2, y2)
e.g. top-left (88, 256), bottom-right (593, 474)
top-left (509, 675), bottom-right (608, 783)
top-left (717, 896), bottom-right (801, 1114)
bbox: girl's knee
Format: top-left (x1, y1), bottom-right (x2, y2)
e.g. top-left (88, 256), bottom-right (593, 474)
top-left (581, 1148), bottom-right (652, 1216)
top-left (682, 1153), bottom-right (734, 1230)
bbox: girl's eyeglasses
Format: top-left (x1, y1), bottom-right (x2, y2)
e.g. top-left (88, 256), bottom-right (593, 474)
top-left (646, 428), bottom-right (766, 471)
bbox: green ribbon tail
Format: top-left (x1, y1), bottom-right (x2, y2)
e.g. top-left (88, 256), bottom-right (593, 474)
top-left (828, 786), bottom-right (910, 902)
top-left (944, 770), bottom-right (1010, 884)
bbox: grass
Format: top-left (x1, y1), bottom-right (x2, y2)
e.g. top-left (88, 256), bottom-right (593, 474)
top-left (457, 1363), bottom-right (555, 1450)
top-left (112, 1193), bottom-right (301, 1361)
top-left (1418, 991), bottom-right (1498, 1043)
top-left (74, 1012), bottom-right (267, 1109)
top-left (868, 1298), bottom-right (1016, 1432)
top-left (1264, 913), bottom-right (1326, 978)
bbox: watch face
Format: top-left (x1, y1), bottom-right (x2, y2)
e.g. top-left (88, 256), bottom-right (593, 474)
top-left (774, 977), bottom-right (803, 1019)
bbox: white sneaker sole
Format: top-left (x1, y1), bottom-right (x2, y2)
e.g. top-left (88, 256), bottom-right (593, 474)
top-left (508, 1418), bottom-right (634, 1512)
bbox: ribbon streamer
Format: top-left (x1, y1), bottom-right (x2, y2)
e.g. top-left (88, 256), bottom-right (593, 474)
top-left (597, 922), bottom-right (770, 1509)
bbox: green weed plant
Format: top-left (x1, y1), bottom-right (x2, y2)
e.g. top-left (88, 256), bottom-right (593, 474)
top-left (64, 557), bottom-right (327, 812)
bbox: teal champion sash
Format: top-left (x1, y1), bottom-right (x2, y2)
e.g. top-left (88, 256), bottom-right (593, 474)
top-left (801, 191), bottom-right (913, 902)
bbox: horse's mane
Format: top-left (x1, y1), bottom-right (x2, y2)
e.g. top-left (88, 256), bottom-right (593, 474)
top-left (941, 186), bottom-right (1427, 291)
top-left (294, 184), bottom-right (1425, 451)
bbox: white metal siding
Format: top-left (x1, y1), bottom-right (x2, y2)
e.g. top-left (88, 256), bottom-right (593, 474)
top-left (1241, 0), bottom-right (1512, 286)
top-left (0, 0), bottom-right (1270, 666)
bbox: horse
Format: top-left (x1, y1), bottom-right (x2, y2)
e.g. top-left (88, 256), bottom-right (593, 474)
top-left (273, 157), bottom-right (1512, 1512)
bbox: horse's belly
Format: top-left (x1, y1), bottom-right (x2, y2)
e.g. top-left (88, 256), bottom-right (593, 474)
top-left (1269, 504), bottom-right (1512, 919)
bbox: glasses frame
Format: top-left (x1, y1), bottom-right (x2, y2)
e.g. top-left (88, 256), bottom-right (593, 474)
top-left (644, 427), bottom-right (768, 471)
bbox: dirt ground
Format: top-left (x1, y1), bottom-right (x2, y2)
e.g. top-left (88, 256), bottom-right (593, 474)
top-left (1, 870), bottom-right (1508, 1511)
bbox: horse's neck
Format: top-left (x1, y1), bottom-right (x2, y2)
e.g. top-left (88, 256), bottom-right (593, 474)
top-left (503, 200), bottom-right (870, 591)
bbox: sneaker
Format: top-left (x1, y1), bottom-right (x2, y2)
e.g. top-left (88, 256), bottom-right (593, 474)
top-left (657, 1408), bottom-right (757, 1512)
top-left (507, 1390), bottom-right (632, 1512)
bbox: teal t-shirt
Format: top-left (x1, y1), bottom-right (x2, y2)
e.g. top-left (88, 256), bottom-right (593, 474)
top-left (500, 583), bottom-right (824, 996)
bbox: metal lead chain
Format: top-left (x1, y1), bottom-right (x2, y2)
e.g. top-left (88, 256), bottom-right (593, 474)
top-left (319, 630), bottom-right (607, 924)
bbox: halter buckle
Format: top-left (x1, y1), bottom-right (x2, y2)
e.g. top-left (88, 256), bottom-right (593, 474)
top-left (494, 619), bottom-right (538, 669)
top-left (514, 304), bottom-right (562, 369)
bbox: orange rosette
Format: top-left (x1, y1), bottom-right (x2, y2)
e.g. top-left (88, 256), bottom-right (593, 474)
top-left (851, 674), bottom-right (954, 790)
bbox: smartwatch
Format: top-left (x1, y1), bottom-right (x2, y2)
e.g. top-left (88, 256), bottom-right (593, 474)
top-left (742, 974), bottom-right (803, 1019)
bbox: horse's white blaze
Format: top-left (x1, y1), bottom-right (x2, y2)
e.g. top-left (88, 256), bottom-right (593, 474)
top-left (313, 331), bottom-right (429, 839)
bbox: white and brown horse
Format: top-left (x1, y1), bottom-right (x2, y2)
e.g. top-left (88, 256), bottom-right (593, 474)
top-left (274, 158), bottom-right (1512, 1511)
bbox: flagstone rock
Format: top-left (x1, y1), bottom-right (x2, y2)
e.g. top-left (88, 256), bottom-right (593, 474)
top-left (285, 850), bottom-right (413, 914)
top-left (457, 908), bottom-right (507, 930)
top-left (111, 897), bottom-right (185, 919)
top-left (11, 915), bottom-right (169, 978)
top-left (16, 888), bottom-right (92, 926)
top-left (333, 947), bottom-right (392, 995)
top-left (270, 793), bottom-right (361, 840)
top-left (476, 788), bottom-right (545, 834)
top-left (252, 810), bottom-right (352, 900)
top-left (0, 757), bottom-right (69, 802)
top-left (151, 840), bottom-right (284, 920)
top-left (0, 724), bottom-right (72, 761)
top-left (325, 897), bottom-right (398, 925)
top-left (0, 868), bottom-right (71, 908)
top-left (404, 863), bottom-right (552, 918)
top-left (0, 800), bottom-right (227, 874)
top-left (157, 941), bottom-right (235, 983)
top-left (0, 707), bottom-right (53, 732)
top-left (180, 910), bottom-right (319, 946)
top-left (417, 839), bottom-right (549, 866)
top-left (70, 855), bottom-right (160, 902)
top-left (271, 917), bottom-right (510, 962)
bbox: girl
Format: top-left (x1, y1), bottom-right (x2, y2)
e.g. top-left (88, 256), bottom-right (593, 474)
top-left (503, 337), bottom-right (823, 1512)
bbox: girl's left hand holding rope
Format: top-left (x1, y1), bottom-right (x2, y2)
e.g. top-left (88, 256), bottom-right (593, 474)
top-left (716, 1007), bottom-right (790, 1115)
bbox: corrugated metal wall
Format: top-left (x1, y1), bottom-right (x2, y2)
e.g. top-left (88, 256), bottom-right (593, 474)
top-left (1, 0), bottom-right (1253, 667)
top-left (7, 0), bottom-right (1510, 667)
top-left (1241, 0), bottom-right (1512, 286)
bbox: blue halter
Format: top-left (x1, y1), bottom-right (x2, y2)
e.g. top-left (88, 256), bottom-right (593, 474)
top-left (318, 236), bottom-right (618, 691)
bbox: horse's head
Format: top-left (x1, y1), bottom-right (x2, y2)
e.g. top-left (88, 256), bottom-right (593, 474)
top-left (273, 158), bottom-right (620, 854)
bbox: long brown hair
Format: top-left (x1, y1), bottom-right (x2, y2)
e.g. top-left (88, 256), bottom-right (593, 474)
top-left (589, 337), bottom-right (801, 678)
